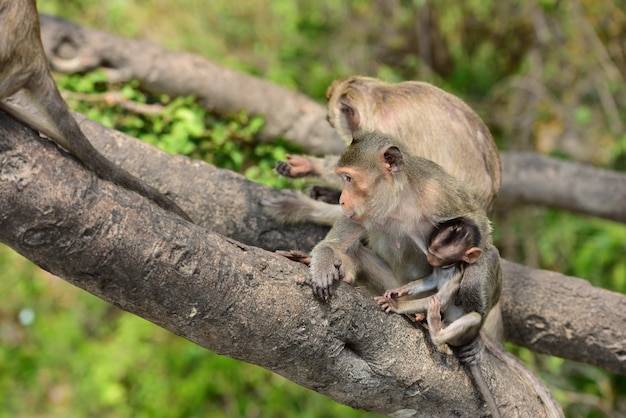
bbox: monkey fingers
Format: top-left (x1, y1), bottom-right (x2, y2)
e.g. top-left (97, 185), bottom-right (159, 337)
top-left (275, 154), bottom-right (314, 178)
top-left (372, 296), bottom-right (398, 313)
top-left (383, 287), bottom-right (410, 299)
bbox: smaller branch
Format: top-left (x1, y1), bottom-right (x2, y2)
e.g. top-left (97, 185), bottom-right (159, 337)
top-left (496, 152), bottom-right (626, 223)
top-left (501, 260), bottom-right (626, 376)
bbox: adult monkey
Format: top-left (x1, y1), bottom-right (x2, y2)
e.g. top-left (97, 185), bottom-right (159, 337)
top-left (267, 76), bottom-right (501, 226)
top-left (309, 133), bottom-right (562, 416)
top-left (0, 0), bottom-right (192, 222)
top-left (308, 131), bottom-right (495, 303)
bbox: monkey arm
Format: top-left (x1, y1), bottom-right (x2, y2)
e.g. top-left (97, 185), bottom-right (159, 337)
top-left (262, 189), bottom-right (342, 226)
top-left (309, 217), bottom-right (365, 301)
top-left (384, 273), bottom-right (439, 299)
top-left (378, 271), bottom-right (462, 315)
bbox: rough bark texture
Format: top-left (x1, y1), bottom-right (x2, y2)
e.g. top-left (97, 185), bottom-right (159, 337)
top-left (38, 14), bottom-right (626, 224)
top-left (501, 260), bottom-right (626, 375)
top-left (1, 112), bottom-right (557, 417)
top-left (2, 111), bottom-right (623, 379)
top-left (38, 14), bottom-right (345, 156)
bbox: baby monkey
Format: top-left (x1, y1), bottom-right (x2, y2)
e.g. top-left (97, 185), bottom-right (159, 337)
top-left (374, 217), bottom-right (484, 323)
top-left (376, 217), bottom-right (502, 417)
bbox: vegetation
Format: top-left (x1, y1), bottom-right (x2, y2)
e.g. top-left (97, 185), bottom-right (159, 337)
top-left (1, 0), bottom-right (624, 416)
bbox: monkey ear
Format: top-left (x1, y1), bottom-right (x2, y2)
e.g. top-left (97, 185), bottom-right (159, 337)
top-left (340, 101), bottom-right (360, 132)
top-left (381, 146), bottom-right (404, 174)
top-left (463, 247), bottom-right (483, 264)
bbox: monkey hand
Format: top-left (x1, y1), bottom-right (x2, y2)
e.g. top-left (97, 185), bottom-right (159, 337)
top-left (275, 154), bottom-right (314, 178)
top-left (372, 296), bottom-right (398, 313)
top-left (309, 246), bottom-right (342, 302)
top-left (309, 185), bottom-right (341, 204)
top-left (383, 286), bottom-right (411, 299)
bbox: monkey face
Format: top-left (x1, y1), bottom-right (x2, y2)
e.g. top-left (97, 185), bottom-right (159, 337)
top-left (336, 167), bottom-right (370, 222)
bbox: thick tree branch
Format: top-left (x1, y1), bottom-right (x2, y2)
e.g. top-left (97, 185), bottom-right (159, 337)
top-left (501, 260), bottom-right (626, 375)
top-left (38, 14), bottom-right (626, 225)
top-left (1, 112), bottom-right (557, 417)
top-left (2, 111), bottom-right (623, 377)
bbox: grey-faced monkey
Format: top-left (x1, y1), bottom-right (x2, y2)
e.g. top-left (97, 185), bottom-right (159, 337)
top-left (266, 76), bottom-right (501, 226)
top-left (0, 0), bottom-right (192, 222)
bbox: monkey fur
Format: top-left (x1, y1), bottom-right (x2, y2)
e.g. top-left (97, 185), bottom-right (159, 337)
top-left (265, 76), bottom-right (501, 226)
top-left (0, 0), bottom-right (192, 222)
top-left (308, 131), bottom-right (493, 301)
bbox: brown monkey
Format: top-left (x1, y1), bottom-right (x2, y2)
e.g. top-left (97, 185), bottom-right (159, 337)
top-left (0, 0), bottom-right (192, 222)
top-left (266, 76), bottom-right (501, 225)
top-left (308, 131), bottom-right (493, 302)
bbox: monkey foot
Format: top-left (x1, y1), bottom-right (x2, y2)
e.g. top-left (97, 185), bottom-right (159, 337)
top-left (427, 296), bottom-right (443, 334)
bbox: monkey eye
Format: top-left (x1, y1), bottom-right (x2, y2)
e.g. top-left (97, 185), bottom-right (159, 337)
top-left (341, 173), bottom-right (352, 183)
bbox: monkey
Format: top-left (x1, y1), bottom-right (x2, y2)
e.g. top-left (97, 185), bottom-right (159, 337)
top-left (265, 76), bottom-right (501, 226)
top-left (0, 0), bottom-right (192, 222)
top-left (308, 131), bottom-right (494, 302)
top-left (370, 218), bottom-right (563, 417)
top-left (373, 217), bottom-right (487, 321)
top-left (370, 217), bottom-right (502, 417)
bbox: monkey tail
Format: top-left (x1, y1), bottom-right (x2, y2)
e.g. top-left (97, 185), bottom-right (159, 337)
top-left (481, 333), bottom-right (564, 418)
top-left (456, 339), bottom-right (501, 418)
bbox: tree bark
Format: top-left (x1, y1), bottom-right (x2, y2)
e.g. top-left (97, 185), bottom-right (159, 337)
top-left (38, 14), bottom-right (626, 224)
top-left (1, 111), bottom-right (556, 417)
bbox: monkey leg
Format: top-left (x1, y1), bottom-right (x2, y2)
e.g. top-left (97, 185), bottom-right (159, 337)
top-left (428, 297), bottom-right (482, 347)
top-left (351, 244), bottom-right (401, 293)
top-left (262, 189), bottom-right (342, 226)
top-left (309, 185), bottom-right (341, 204)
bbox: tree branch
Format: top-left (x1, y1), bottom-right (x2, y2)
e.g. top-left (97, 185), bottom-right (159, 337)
top-left (1, 112), bottom-right (558, 416)
top-left (498, 152), bottom-right (626, 223)
top-left (38, 14), bottom-right (345, 156)
top-left (3, 110), bottom-right (623, 378)
top-left (38, 14), bottom-right (626, 225)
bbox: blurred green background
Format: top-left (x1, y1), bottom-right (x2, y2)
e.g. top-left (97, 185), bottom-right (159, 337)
top-left (1, 0), bottom-right (625, 416)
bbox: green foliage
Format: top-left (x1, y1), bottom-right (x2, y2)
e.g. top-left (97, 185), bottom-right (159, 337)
top-left (56, 71), bottom-right (299, 189)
